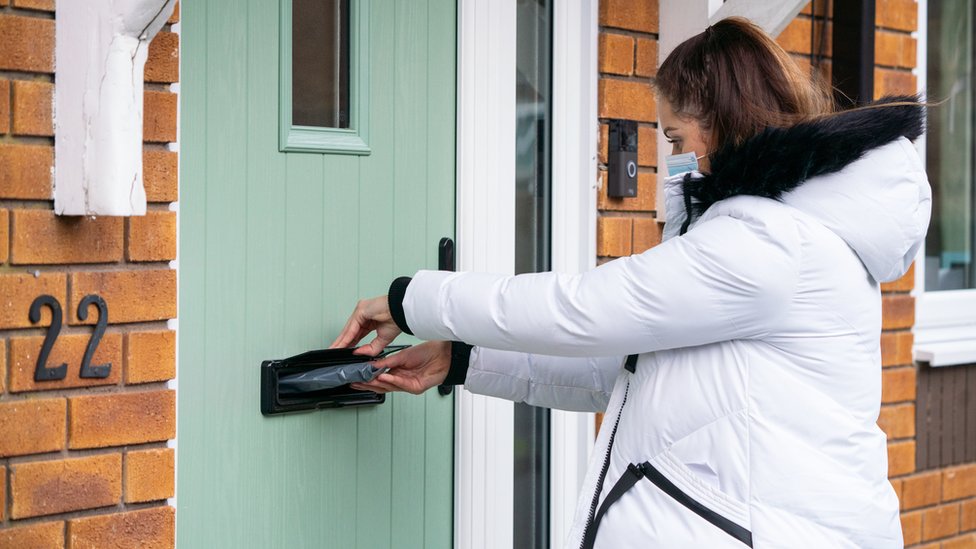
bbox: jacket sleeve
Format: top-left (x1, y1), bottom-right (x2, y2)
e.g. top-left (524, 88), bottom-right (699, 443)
top-left (460, 347), bottom-right (622, 412)
top-left (400, 205), bottom-right (800, 357)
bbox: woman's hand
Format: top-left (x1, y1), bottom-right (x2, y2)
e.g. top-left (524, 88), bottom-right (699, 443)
top-left (330, 295), bottom-right (402, 356)
top-left (350, 341), bottom-right (451, 395)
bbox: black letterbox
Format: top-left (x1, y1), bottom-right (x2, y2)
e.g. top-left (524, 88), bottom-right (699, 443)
top-left (260, 345), bottom-right (408, 416)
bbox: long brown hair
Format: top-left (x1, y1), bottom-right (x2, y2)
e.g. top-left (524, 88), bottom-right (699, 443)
top-left (653, 17), bottom-right (834, 149)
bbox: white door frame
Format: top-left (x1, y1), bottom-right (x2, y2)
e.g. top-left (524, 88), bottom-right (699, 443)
top-left (454, 1), bottom-right (599, 547)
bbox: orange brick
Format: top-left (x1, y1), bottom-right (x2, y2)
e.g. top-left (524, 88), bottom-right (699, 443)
top-left (599, 123), bottom-right (608, 164)
top-left (8, 332), bottom-right (122, 392)
top-left (902, 471), bottom-right (942, 510)
top-left (875, 68), bottom-right (917, 100)
top-left (0, 15), bottom-right (55, 73)
top-left (635, 38), bottom-right (657, 78)
top-left (0, 398), bottom-right (65, 457)
top-left (882, 294), bottom-right (915, 330)
top-left (0, 79), bottom-right (9, 134)
top-left (600, 33), bottom-right (634, 76)
top-left (943, 534), bottom-right (976, 549)
top-left (902, 510), bottom-right (923, 546)
top-left (11, 0), bottom-right (54, 10)
top-left (68, 507), bottom-right (174, 549)
top-left (876, 0), bottom-right (918, 33)
top-left (10, 209), bottom-right (123, 264)
top-left (882, 366), bottom-right (916, 403)
top-left (0, 465), bottom-right (4, 521)
top-left (0, 144), bottom-right (53, 199)
top-left (598, 171), bottom-right (656, 211)
top-left (945, 465), bottom-right (976, 502)
top-left (10, 454), bottom-right (120, 518)
top-left (881, 331), bottom-right (913, 367)
top-left (888, 440), bottom-right (917, 478)
top-left (922, 503), bottom-right (960, 541)
top-left (962, 499), bottom-right (976, 532)
top-left (69, 390), bottom-right (176, 449)
top-left (0, 343), bottom-right (5, 393)
top-left (11, 79), bottom-right (53, 136)
top-left (127, 210), bottom-right (177, 262)
top-left (0, 272), bottom-right (66, 329)
top-left (144, 150), bottom-right (179, 202)
top-left (600, 0), bottom-right (658, 33)
top-left (69, 269), bottom-right (176, 325)
top-left (597, 216), bottom-right (632, 257)
top-left (633, 217), bottom-right (662, 254)
top-left (777, 18), bottom-right (813, 55)
top-left (144, 91), bottom-right (178, 143)
top-left (0, 521), bottom-right (64, 549)
top-left (638, 125), bottom-right (657, 167)
top-left (126, 330), bottom-right (176, 384)
top-left (876, 31), bottom-right (916, 69)
top-left (892, 478), bottom-right (904, 501)
top-left (125, 448), bottom-right (175, 503)
top-left (877, 403), bottom-right (914, 440)
top-left (168, 1), bottom-right (180, 24)
top-left (599, 78), bottom-right (656, 122)
top-left (146, 31), bottom-right (180, 84)
top-left (882, 263), bottom-right (915, 293)
top-left (0, 209), bottom-right (8, 263)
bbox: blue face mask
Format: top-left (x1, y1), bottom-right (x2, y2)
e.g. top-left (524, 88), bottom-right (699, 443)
top-left (665, 151), bottom-right (702, 177)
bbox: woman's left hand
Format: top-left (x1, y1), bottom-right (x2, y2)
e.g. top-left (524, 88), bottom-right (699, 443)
top-left (329, 295), bottom-right (402, 356)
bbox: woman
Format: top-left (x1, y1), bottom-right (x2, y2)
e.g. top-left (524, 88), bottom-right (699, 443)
top-left (333, 17), bottom-right (929, 548)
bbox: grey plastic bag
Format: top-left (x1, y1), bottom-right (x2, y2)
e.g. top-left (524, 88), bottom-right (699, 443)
top-left (278, 362), bottom-right (388, 394)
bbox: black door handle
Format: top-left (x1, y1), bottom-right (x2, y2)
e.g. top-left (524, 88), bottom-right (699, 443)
top-left (438, 237), bottom-right (455, 396)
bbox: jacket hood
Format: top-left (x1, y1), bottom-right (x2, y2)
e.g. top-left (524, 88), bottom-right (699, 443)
top-left (667, 95), bottom-right (932, 283)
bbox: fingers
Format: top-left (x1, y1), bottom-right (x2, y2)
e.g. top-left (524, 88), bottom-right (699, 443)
top-left (351, 378), bottom-right (400, 393)
top-left (375, 373), bottom-right (425, 395)
top-left (329, 314), bottom-right (362, 348)
top-left (353, 345), bottom-right (380, 357)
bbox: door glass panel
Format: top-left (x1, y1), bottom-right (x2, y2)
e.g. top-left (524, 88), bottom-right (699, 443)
top-left (926, 0), bottom-right (976, 290)
top-left (292, 0), bottom-right (351, 128)
top-left (513, 1), bottom-right (553, 547)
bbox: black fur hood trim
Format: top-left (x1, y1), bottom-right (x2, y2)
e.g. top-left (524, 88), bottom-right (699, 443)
top-left (679, 95), bottom-right (925, 231)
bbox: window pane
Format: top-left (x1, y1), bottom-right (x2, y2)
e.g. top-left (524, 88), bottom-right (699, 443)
top-left (513, 0), bottom-right (552, 548)
top-left (293, 0), bottom-right (350, 128)
top-left (926, 0), bottom-right (975, 290)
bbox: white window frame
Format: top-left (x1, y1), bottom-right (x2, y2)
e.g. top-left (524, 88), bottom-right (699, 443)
top-left (912, 0), bottom-right (976, 367)
top-left (454, 0), bottom-right (598, 547)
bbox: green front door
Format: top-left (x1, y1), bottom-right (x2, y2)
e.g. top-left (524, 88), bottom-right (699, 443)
top-left (177, 1), bottom-right (456, 547)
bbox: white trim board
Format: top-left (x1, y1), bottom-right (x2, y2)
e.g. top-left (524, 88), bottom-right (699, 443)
top-left (549, 0), bottom-right (599, 546)
top-left (455, 0), bottom-right (517, 546)
top-left (454, 0), bottom-right (599, 547)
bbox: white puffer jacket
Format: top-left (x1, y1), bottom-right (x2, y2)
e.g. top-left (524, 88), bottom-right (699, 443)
top-left (398, 104), bottom-right (931, 548)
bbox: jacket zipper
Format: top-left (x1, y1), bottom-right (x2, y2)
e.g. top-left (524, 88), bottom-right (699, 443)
top-left (638, 462), bottom-right (753, 547)
top-left (578, 380), bottom-right (629, 549)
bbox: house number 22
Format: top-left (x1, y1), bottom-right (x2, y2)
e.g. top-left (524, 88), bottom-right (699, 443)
top-left (29, 294), bottom-right (111, 381)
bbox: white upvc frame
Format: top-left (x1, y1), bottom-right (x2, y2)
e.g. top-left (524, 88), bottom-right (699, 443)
top-left (455, 0), bottom-right (598, 548)
top-left (549, 0), bottom-right (599, 545)
top-left (912, 0), bottom-right (976, 367)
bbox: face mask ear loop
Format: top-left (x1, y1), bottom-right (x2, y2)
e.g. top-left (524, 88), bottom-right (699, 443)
top-left (679, 172), bottom-right (694, 236)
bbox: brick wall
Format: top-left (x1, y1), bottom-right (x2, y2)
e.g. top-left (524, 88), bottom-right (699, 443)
top-left (597, 1), bottom-right (976, 547)
top-left (596, 0), bottom-right (662, 262)
top-left (0, 2), bottom-right (179, 547)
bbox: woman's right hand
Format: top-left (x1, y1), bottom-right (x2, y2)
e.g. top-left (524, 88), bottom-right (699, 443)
top-left (351, 340), bottom-right (452, 395)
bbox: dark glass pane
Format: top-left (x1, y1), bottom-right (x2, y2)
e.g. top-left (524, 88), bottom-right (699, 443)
top-left (513, 0), bottom-right (552, 548)
top-left (925, 0), bottom-right (975, 290)
top-left (293, 0), bottom-right (350, 128)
